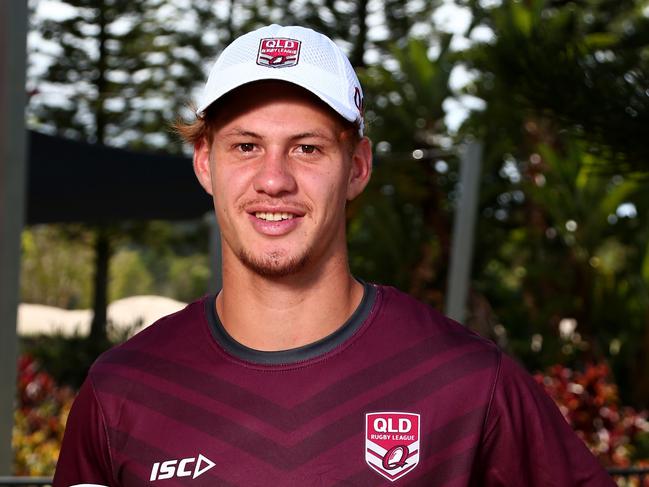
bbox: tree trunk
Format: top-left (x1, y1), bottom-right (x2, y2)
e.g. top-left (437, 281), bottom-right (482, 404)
top-left (349, 0), bottom-right (368, 68)
top-left (89, 228), bottom-right (111, 342)
top-left (89, 0), bottom-right (110, 343)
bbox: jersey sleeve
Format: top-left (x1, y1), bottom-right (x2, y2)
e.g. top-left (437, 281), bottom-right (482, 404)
top-left (473, 353), bottom-right (615, 487)
top-left (52, 377), bottom-right (114, 487)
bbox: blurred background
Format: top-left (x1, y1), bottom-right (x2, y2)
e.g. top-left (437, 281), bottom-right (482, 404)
top-left (5, 0), bottom-right (649, 481)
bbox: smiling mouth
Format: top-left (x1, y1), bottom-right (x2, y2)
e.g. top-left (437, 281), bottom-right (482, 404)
top-left (254, 212), bottom-right (296, 221)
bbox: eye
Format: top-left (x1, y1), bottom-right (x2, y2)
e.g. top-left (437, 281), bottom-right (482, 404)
top-left (299, 145), bottom-right (317, 154)
top-left (238, 143), bottom-right (255, 152)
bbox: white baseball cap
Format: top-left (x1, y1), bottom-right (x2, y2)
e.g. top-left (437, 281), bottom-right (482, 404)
top-left (196, 24), bottom-right (365, 135)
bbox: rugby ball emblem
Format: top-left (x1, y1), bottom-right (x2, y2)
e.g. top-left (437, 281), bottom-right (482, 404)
top-left (365, 412), bottom-right (421, 482)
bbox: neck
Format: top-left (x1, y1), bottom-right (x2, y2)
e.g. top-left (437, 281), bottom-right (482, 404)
top-left (216, 250), bottom-right (364, 351)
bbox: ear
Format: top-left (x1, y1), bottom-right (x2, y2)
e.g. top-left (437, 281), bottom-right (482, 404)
top-left (193, 138), bottom-right (214, 195)
top-left (346, 137), bottom-right (373, 200)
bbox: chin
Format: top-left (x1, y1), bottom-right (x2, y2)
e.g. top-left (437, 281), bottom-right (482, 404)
top-left (239, 249), bottom-right (310, 278)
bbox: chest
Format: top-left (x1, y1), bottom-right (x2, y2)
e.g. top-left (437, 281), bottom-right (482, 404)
top-left (98, 365), bottom-right (490, 486)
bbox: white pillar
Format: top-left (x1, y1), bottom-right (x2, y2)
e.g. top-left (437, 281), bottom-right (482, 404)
top-left (0, 0), bottom-right (28, 474)
top-left (445, 140), bottom-right (483, 324)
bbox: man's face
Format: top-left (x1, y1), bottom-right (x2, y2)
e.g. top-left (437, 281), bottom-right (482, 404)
top-left (194, 81), bottom-right (372, 278)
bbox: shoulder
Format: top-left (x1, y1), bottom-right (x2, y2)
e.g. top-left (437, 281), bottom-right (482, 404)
top-left (88, 296), bottom-right (210, 378)
top-left (362, 285), bottom-right (503, 402)
top-left (372, 284), bottom-right (499, 355)
top-left (478, 353), bottom-right (616, 485)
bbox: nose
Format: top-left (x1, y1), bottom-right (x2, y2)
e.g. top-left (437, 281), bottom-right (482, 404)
top-left (252, 149), bottom-right (297, 196)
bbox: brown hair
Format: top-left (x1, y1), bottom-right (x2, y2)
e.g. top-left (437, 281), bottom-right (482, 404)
top-left (172, 104), bottom-right (219, 147)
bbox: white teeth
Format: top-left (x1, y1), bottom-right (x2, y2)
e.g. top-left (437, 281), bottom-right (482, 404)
top-left (254, 212), bottom-right (295, 221)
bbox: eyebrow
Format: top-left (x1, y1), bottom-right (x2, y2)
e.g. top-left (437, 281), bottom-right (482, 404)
top-left (221, 128), bottom-right (263, 139)
top-left (221, 128), bottom-right (336, 143)
top-left (290, 131), bottom-right (336, 143)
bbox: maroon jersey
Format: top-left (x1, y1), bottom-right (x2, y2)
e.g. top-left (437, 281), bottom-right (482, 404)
top-left (54, 284), bottom-right (613, 486)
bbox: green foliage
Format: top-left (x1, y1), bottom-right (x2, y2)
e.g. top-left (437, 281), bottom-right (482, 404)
top-left (166, 254), bottom-right (211, 302)
top-left (460, 0), bottom-right (649, 175)
top-left (20, 225), bottom-right (94, 309)
top-left (22, 334), bottom-right (112, 389)
top-left (363, 36), bottom-right (453, 149)
top-left (21, 220), bottom-right (210, 308)
top-left (348, 173), bottom-right (429, 290)
top-left (448, 0), bottom-right (649, 408)
top-left (109, 248), bottom-right (154, 302)
top-left (349, 35), bottom-right (457, 304)
top-left (121, 219), bottom-right (211, 301)
top-left (472, 137), bottom-right (649, 404)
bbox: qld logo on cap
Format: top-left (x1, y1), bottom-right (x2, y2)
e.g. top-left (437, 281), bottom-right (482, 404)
top-left (257, 38), bottom-right (301, 68)
top-left (365, 412), bottom-right (420, 482)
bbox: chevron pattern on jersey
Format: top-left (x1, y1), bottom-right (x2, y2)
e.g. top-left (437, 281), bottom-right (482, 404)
top-left (86, 286), bottom-right (500, 485)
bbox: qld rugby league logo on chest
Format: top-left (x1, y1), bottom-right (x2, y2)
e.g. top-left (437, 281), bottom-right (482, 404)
top-left (366, 412), bottom-right (420, 482)
top-left (257, 38), bottom-right (301, 68)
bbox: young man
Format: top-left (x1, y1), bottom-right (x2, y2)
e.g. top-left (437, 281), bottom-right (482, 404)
top-left (54, 25), bottom-right (614, 486)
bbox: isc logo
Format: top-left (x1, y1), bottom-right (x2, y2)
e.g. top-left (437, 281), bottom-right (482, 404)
top-left (150, 453), bottom-right (215, 481)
